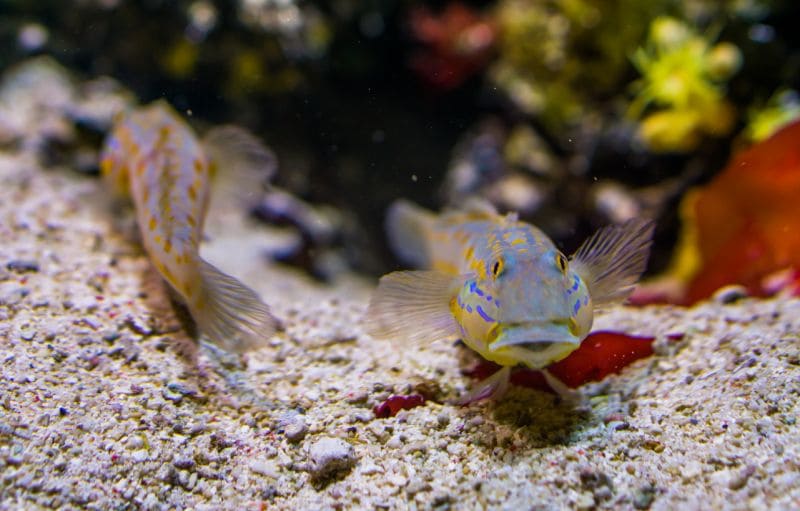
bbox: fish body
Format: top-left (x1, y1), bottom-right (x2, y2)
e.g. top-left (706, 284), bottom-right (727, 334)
top-left (100, 100), bottom-right (278, 352)
top-left (367, 200), bottom-right (654, 398)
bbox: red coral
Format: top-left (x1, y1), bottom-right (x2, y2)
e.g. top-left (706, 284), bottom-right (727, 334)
top-left (466, 331), bottom-right (658, 393)
top-left (685, 120), bottom-right (800, 302)
top-left (544, 331), bottom-right (655, 388)
top-left (374, 394), bottom-right (426, 418)
top-left (408, 2), bottom-right (496, 91)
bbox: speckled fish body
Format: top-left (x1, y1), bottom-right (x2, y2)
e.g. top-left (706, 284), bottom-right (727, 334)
top-left (103, 103), bottom-right (208, 296)
top-left (100, 100), bottom-right (278, 352)
top-left (366, 200), bottom-right (654, 398)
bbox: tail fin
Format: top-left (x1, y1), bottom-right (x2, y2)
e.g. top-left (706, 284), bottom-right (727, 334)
top-left (192, 259), bottom-right (279, 352)
top-left (386, 200), bottom-right (435, 267)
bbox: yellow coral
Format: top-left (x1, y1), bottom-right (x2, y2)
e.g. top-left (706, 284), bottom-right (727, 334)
top-left (745, 89), bottom-right (800, 142)
top-left (630, 16), bottom-right (741, 152)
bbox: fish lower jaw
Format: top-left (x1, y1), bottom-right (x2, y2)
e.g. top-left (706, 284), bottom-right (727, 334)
top-left (491, 342), bottom-right (578, 370)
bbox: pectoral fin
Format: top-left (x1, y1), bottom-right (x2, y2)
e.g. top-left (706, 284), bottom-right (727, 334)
top-left (202, 125), bottom-right (277, 209)
top-left (570, 218), bottom-right (655, 308)
top-left (364, 270), bottom-right (461, 344)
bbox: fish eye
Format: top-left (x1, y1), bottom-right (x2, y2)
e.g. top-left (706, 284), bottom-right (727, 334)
top-left (491, 259), bottom-right (503, 277)
top-left (555, 253), bottom-right (568, 273)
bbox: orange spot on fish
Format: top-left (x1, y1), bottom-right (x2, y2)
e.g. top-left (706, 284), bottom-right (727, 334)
top-left (187, 184), bottom-right (197, 201)
top-left (135, 160), bottom-right (147, 176)
top-left (100, 157), bottom-right (113, 175)
top-left (148, 217), bottom-right (157, 231)
top-left (161, 265), bottom-right (175, 283)
top-left (193, 158), bottom-right (204, 174)
top-left (187, 215), bottom-right (196, 227)
top-left (163, 239), bottom-right (172, 254)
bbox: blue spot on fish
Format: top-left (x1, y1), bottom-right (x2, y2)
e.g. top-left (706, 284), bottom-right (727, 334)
top-left (573, 300), bottom-right (581, 315)
top-left (486, 295), bottom-right (492, 302)
top-left (583, 295), bottom-right (589, 306)
top-left (469, 281), bottom-right (484, 296)
top-left (466, 305), bottom-right (473, 313)
top-left (476, 305), bottom-right (495, 323)
top-left (571, 275), bottom-right (580, 291)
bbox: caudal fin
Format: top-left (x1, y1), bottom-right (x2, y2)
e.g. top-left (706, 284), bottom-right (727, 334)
top-left (386, 200), bottom-right (435, 267)
top-left (570, 219), bottom-right (655, 309)
top-left (192, 259), bottom-right (279, 352)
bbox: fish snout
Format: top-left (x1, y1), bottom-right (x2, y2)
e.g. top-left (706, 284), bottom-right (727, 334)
top-left (489, 320), bottom-right (581, 351)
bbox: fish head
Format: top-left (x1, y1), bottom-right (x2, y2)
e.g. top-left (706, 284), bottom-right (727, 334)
top-left (457, 246), bottom-right (594, 368)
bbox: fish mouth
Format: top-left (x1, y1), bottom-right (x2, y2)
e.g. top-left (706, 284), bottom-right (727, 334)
top-left (489, 320), bottom-right (581, 352)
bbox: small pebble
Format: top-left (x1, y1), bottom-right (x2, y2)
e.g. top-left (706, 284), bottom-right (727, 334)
top-left (712, 285), bottom-right (748, 304)
top-left (633, 484), bottom-right (657, 510)
top-left (307, 437), bottom-right (357, 483)
top-left (250, 459), bottom-right (280, 478)
top-left (6, 259), bottom-right (39, 273)
top-left (284, 417), bottom-right (308, 443)
top-left (345, 390), bottom-right (369, 404)
top-left (173, 457), bottom-right (195, 470)
top-left (728, 465), bottom-right (756, 490)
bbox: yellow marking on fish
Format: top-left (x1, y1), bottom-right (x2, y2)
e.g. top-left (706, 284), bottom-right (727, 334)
top-left (469, 258), bottom-right (487, 280)
top-left (100, 157), bottom-right (113, 175)
top-left (161, 264), bottom-right (175, 283)
top-left (432, 260), bottom-right (459, 275)
top-left (148, 217), bottom-right (157, 231)
top-left (193, 158), bottom-right (204, 174)
top-left (188, 183), bottom-right (197, 201)
top-left (163, 239), bottom-right (172, 254)
top-left (187, 215), bottom-right (196, 227)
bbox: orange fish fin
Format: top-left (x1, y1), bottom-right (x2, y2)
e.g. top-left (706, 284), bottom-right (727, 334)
top-left (570, 218), bottom-right (655, 309)
top-left (364, 270), bottom-right (461, 344)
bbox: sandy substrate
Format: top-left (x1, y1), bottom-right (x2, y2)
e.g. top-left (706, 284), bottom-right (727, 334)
top-left (1, 68), bottom-right (799, 511)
